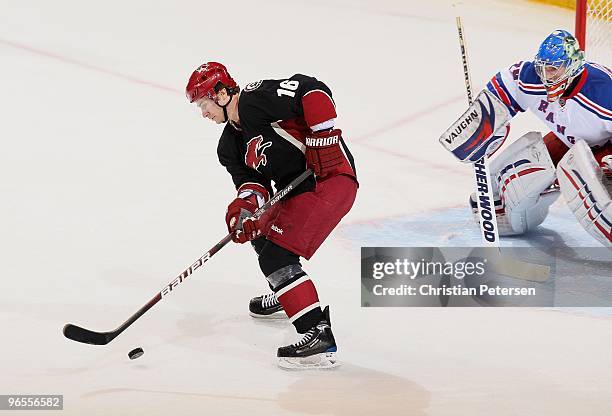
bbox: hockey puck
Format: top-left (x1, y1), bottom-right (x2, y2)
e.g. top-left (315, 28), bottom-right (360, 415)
top-left (128, 347), bottom-right (144, 360)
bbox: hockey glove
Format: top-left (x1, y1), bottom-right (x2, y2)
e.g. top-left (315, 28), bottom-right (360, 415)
top-left (225, 184), bottom-right (269, 244)
top-left (305, 128), bottom-right (344, 178)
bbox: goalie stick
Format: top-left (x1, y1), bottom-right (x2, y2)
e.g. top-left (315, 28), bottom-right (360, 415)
top-left (63, 169), bottom-right (313, 345)
top-left (455, 16), bottom-right (500, 247)
top-left (454, 17), bottom-right (550, 282)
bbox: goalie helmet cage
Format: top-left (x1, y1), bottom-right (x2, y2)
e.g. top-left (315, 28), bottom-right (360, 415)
top-left (575, 0), bottom-right (611, 65)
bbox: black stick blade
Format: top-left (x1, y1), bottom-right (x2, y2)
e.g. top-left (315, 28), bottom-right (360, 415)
top-left (63, 323), bottom-right (112, 345)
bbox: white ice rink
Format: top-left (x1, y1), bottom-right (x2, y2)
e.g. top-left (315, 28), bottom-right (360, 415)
top-left (2, 0), bottom-right (612, 414)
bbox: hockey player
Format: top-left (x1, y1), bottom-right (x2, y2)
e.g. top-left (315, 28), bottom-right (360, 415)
top-left (186, 62), bottom-right (358, 368)
top-left (441, 30), bottom-right (611, 246)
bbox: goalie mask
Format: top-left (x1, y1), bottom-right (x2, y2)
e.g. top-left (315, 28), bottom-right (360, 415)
top-left (534, 30), bottom-right (585, 102)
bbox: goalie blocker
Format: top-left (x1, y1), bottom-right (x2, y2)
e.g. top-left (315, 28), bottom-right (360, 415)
top-left (440, 90), bottom-right (511, 162)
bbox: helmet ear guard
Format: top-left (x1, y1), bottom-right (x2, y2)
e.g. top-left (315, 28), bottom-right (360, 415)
top-left (213, 81), bottom-right (240, 97)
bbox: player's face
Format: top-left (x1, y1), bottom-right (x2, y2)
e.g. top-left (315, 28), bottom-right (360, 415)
top-left (540, 64), bottom-right (567, 85)
top-left (195, 97), bottom-right (224, 124)
top-left (536, 63), bottom-right (571, 102)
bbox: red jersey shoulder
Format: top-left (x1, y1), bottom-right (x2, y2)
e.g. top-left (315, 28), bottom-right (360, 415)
top-left (239, 75), bottom-right (333, 127)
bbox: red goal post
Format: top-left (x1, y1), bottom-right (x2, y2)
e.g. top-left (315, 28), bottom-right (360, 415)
top-left (575, 0), bottom-right (611, 65)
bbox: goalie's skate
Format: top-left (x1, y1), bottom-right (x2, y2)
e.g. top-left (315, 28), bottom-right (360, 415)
top-left (277, 306), bottom-right (339, 370)
top-left (249, 293), bottom-right (286, 319)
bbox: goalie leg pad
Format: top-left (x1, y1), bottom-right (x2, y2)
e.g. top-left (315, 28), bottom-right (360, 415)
top-left (557, 140), bottom-right (612, 247)
top-left (470, 188), bottom-right (559, 236)
top-left (593, 144), bottom-right (612, 195)
top-left (484, 132), bottom-right (558, 235)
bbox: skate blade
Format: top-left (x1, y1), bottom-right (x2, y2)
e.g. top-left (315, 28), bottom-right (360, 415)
top-left (249, 311), bottom-right (287, 320)
top-left (278, 352), bottom-right (340, 370)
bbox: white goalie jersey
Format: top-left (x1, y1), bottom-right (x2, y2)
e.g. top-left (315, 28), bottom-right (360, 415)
top-left (486, 60), bottom-right (612, 149)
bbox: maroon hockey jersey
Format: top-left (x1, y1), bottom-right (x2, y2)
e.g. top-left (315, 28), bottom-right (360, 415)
top-left (217, 74), bottom-right (357, 196)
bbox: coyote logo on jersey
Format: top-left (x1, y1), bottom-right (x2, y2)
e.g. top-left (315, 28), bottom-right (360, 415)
top-left (245, 135), bottom-right (272, 171)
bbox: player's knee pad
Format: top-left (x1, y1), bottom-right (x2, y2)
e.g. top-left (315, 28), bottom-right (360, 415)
top-left (557, 140), bottom-right (612, 247)
top-left (486, 131), bottom-right (558, 235)
top-left (490, 131), bottom-right (555, 195)
top-left (257, 241), bottom-right (305, 289)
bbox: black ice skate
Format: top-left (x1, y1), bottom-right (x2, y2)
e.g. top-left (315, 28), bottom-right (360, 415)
top-left (249, 293), bottom-right (286, 319)
top-left (277, 306), bottom-right (339, 369)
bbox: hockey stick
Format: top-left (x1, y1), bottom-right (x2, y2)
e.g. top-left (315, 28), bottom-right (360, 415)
top-left (63, 169), bottom-right (313, 345)
top-left (455, 18), bottom-right (550, 282)
top-left (455, 16), bottom-right (500, 247)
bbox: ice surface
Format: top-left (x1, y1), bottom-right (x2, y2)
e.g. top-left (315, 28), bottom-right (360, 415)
top-left (2, 0), bottom-right (611, 415)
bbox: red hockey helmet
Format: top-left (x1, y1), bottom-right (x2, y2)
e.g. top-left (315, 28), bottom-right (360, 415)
top-left (185, 62), bottom-right (238, 103)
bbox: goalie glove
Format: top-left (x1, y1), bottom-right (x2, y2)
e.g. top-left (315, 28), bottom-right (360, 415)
top-left (440, 90), bottom-right (511, 162)
top-left (305, 128), bottom-right (344, 178)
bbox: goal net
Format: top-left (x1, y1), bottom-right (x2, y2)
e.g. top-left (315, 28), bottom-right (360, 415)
top-left (576, 0), bottom-right (612, 66)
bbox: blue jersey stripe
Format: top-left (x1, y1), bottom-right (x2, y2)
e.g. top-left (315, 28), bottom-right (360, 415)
top-left (518, 86), bottom-right (546, 96)
top-left (573, 98), bottom-right (612, 122)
